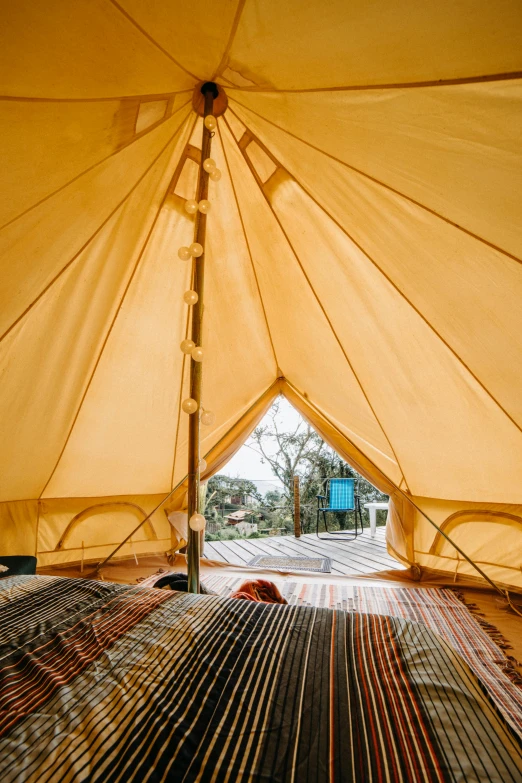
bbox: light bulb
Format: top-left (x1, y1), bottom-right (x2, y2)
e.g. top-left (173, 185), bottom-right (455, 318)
top-left (182, 398), bottom-right (198, 414)
top-left (198, 199), bottom-right (211, 214)
top-left (183, 290), bottom-right (198, 305)
top-left (189, 513), bottom-right (206, 531)
top-left (191, 346), bottom-right (204, 362)
top-left (204, 115), bottom-right (217, 131)
top-left (180, 339), bottom-right (195, 354)
top-left (201, 410), bottom-right (215, 426)
top-left (178, 246), bottom-right (192, 261)
top-left (190, 242), bottom-right (203, 257)
top-left (203, 158), bottom-right (216, 173)
top-left (199, 458), bottom-right (207, 472)
top-left (184, 199), bottom-right (198, 215)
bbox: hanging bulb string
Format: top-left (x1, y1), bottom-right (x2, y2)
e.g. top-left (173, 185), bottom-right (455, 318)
top-left (185, 86), bottom-right (219, 593)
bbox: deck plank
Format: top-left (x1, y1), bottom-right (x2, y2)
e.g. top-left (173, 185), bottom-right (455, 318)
top-left (297, 534), bottom-right (400, 570)
top-left (203, 525), bottom-right (403, 575)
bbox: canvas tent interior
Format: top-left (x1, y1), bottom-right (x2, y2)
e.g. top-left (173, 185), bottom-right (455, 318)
top-left (1, 0), bottom-right (522, 592)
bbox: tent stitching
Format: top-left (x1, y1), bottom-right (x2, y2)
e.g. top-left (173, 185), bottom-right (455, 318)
top-left (229, 98), bottom-right (522, 266)
top-left (284, 379), bottom-right (400, 488)
top-left (224, 70), bottom-right (522, 93)
top-left (0, 89), bottom-right (193, 104)
top-left (211, 0), bottom-right (248, 82)
top-left (216, 120), bottom-right (279, 371)
top-left (0, 97), bottom-right (192, 233)
top-left (38, 120), bottom-right (193, 499)
top-left (223, 114), bottom-right (410, 491)
top-left (106, 0), bottom-right (202, 82)
top-left (228, 109), bottom-right (522, 436)
top-left (0, 108), bottom-right (192, 345)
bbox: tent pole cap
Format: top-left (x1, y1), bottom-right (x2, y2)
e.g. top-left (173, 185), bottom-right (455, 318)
top-left (192, 81), bottom-right (228, 117)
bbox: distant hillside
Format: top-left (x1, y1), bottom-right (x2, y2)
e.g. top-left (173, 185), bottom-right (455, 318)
top-left (251, 479), bottom-right (284, 497)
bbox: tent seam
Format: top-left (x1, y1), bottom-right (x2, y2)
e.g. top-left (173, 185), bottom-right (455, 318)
top-left (200, 379), bottom-right (282, 464)
top-left (229, 110), bottom-right (522, 436)
top-left (283, 379), bottom-right (401, 491)
top-left (217, 120), bottom-right (280, 374)
top-left (0, 98), bottom-right (193, 234)
top-left (223, 114), bottom-right (410, 491)
top-left (106, 0), bottom-right (202, 82)
top-left (0, 108), bottom-right (192, 346)
top-left (211, 0), bottom-right (248, 82)
top-left (0, 90), bottom-right (193, 103)
top-left (229, 99), bottom-right (522, 267)
top-left (226, 70), bottom-right (522, 93)
top-left (38, 115), bottom-right (195, 500)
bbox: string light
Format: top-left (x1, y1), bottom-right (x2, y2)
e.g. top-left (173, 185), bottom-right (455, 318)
top-left (178, 246), bottom-right (192, 261)
top-left (189, 513), bottom-right (206, 531)
top-left (204, 115), bottom-right (217, 131)
top-left (182, 398), bottom-right (198, 414)
top-left (203, 158), bottom-right (216, 173)
top-left (209, 168), bottom-right (222, 182)
top-left (199, 458), bottom-right (207, 472)
top-left (184, 199), bottom-right (198, 215)
top-left (198, 199), bottom-right (211, 214)
top-left (183, 290), bottom-right (198, 305)
top-left (191, 346), bottom-right (204, 362)
top-left (190, 242), bottom-right (203, 257)
top-left (180, 339), bottom-right (195, 354)
top-left (201, 409), bottom-right (215, 426)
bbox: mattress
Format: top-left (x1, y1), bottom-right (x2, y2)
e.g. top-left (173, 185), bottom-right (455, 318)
top-left (1, 575), bottom-right (521, 782)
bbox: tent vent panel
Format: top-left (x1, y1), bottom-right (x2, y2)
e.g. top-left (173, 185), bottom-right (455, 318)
top-left (136, 100), bottom-right (169, 135)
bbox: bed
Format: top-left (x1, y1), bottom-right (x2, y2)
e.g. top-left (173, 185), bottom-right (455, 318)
top-left (1, 575), bottom-right (521, 782)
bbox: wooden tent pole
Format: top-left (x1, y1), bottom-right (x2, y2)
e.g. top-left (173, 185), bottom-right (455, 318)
top-left (187, 83), bottom-right (217, 594)
top-left (293, 476), bottom-right (301, 538)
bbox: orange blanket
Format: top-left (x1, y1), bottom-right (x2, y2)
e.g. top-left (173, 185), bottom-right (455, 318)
top-left (230, 579), bottom-right (287, 604)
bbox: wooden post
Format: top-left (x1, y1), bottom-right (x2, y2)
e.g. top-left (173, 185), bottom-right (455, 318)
top-left (187, 82), bottom-right (217, 594)
top-left (293, 475), bottom-right (301, 538)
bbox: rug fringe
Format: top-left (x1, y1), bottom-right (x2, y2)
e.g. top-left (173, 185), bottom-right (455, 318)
top-left (450, 588), bottom-right (522, 687)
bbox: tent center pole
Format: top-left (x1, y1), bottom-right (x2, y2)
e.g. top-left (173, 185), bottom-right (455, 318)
top-left (187, 82), bottom-right (217, 594)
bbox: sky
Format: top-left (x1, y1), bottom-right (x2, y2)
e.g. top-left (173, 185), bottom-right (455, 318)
top-left (220, 397), bottom-right (302, 487)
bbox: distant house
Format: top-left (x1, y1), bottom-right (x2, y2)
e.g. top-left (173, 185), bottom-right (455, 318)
top-left (229, 492), bottom-right (258, 506)
top-left (225, 510), bottom-right (258, 535)
top-left (225, 510), bottom-right (249, 526)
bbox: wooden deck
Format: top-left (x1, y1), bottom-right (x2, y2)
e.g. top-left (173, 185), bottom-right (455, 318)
top-left (204, 525), bottom-right (404, 576)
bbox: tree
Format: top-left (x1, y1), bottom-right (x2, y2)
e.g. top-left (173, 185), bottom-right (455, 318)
top-left (247, 399), bottom-right (327, 502)
top-left (247, 397), bottom-right (388, 533)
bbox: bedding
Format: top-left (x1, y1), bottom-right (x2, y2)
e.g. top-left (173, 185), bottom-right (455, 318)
top-left (198, 575), bottom-right (522, 739)
top-left (1, 575), bottom-right (521, 782)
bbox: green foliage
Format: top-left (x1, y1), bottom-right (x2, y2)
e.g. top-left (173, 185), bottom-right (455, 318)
top-left (247, 397), bottom-right (388, 534)
top-left (205, 397), bottom-right (388, 537)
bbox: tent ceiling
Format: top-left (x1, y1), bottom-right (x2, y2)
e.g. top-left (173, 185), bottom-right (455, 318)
top-left (1, 0), bottom-right (522, 511)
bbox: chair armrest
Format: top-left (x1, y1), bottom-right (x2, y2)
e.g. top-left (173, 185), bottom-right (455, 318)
top-left (316, 494), bottom-right (327, 499)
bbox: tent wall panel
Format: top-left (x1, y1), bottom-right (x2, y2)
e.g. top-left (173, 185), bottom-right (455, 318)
top-left (35, 494), bottom-right (172, 567)
top-left (230, 82), bottom-right (522, 258)
top-left (0, 501), bottom-right (39, 557)
top-left (225, 0), bottom-right (522, 89)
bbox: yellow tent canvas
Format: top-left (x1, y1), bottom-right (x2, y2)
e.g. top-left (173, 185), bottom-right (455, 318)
top-left (1, 0), bottom-right (522, 587)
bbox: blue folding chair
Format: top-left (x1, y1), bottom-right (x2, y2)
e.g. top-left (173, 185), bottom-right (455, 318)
top-left (316, 478), bottom-right (363, 540)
